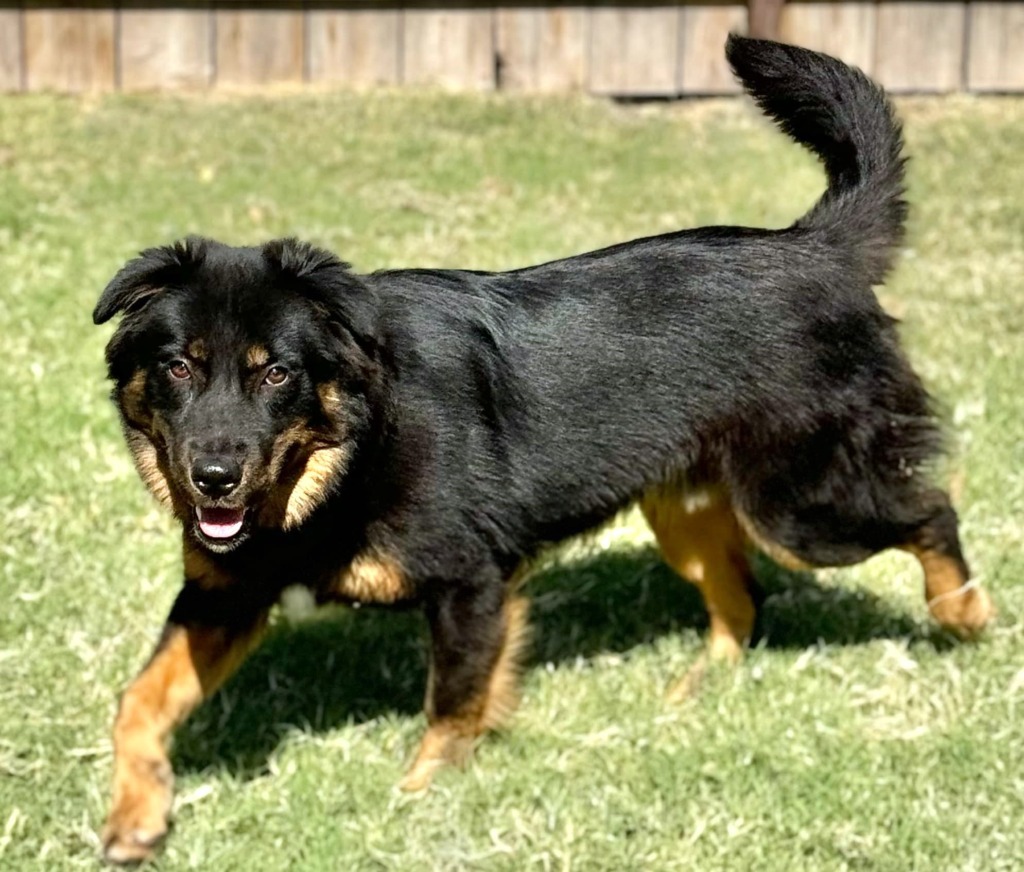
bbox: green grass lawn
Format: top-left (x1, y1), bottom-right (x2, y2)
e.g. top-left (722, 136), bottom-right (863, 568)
top-left (1, 88), bottom-right (1022, 871)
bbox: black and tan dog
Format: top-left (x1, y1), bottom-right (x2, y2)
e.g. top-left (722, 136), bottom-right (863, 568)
top-left (94, 36), bottom-right (992, 863)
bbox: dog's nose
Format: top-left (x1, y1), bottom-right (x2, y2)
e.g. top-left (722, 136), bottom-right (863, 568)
top-left (190, 456), bottom-right (242, 497)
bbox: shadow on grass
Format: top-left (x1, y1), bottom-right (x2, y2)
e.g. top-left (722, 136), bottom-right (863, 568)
top-left (173, 545), bottom-right (936, 778)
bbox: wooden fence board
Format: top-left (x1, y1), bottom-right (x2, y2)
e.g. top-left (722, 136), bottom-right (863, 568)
top-left (780, 1), bottom-right (875, 73)
top-left (874, 2), bottom-right (966, 92)
top-left (589, 4), bottom-right (680, 95)
top-left (403, 7), bottom-right (495, 90)
top-left (307, 9), bottom-right (401, 87)
top-left (967, 3), bottom-right (1024, 92)
top-left (0, 8), bottom-right (22, 92)
top-left (121, 7), bottom-right (213, 91)
top-left (496, 6), bottom-right (587, 92)
top-left (748, 0), bottom-right (784, 38)
top-left (215, 9), bottom-right (304, 87)
top-left (24, 4), bottom-right (116, 92)
top-left (679, 5), bottom-right (746, 94)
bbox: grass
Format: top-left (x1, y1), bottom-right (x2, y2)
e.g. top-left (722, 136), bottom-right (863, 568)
top-left (1, 87), bottom-right (1022, 870)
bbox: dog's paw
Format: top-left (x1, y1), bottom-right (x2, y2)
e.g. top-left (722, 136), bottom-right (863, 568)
top-left (665, 656), bottom-right (708, 704)
top-left (398, 724), bottom-right (476, 792)
top-left (930, 583), bottom-right (995, 638)
top-left (398, 758), bottom-right (446, 793)
top-left (102, 820), bottom-right (166, 866)
top-left (101, 778), bottom-right (172, 865)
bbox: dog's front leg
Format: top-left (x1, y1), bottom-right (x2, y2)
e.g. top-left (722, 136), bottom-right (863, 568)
top-left (102, 586), bottom-right (267, 865)
top-left (400, 583), bottom-right (529, 792)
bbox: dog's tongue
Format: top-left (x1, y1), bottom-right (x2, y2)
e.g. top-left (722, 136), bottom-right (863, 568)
top-left (197, 507), bottom-right (245, 539)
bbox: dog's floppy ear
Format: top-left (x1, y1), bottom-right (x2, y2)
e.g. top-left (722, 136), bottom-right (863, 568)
top-left (262, 238), bottom-right (379, 355)
top-left (93, 237), bottom-right (208, 325)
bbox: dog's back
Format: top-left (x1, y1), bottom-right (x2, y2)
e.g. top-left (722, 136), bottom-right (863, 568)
top-left (367, 38), bottom-right (919, 563)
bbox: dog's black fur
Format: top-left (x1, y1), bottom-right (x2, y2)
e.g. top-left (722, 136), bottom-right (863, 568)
top-left (94, 37), bottom-right (989, 863)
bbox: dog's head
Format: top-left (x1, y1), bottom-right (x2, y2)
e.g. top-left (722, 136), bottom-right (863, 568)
top-left (95, 237), bottom-right (381, 553)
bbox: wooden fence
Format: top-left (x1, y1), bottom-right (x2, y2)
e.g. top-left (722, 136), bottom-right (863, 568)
top-left (1, 2), bottom-right (1022, 96)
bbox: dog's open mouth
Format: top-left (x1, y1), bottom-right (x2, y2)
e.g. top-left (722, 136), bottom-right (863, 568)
top-left (196, 506), bottom-right (247, 540)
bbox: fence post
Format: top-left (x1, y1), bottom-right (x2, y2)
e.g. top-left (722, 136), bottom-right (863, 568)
top-left (748, 0), bottom-right (785, 39)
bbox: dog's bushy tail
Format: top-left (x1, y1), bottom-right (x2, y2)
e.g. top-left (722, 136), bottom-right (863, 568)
top-left (727, 34), bottom-right (907, 284)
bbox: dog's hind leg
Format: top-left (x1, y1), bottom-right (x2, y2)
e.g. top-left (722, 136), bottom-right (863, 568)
top-left (736, 471), bottom-right (994, 637)
top-left (641, 488), bottom-right (760, 699)
top-left (400, 583), bottom-right (530, 792)
top-left (899, 493), bottom-right (994, 636)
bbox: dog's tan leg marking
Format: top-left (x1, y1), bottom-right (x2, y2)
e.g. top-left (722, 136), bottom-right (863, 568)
top-left (326, 551), bottom-right (415, 604)
top-left (642, 490), bottom-right (756, 700)
top-left (102, 618), bottom-right (266, 865)
top-left (400, 595), bottom-right (530, 792)
top-left (903, 544), bottom-right (994, 637)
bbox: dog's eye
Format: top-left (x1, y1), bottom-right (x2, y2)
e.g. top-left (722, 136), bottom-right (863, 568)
top-left (168, 360), bottom-right (191, 380)
top-left (264, 365), bottom-right (289, 387)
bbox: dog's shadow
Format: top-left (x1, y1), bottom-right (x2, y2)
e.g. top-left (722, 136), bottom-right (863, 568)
top-left (172, 546), bottom-right (934, 778)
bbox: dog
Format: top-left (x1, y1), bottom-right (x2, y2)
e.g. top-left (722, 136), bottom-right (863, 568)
top-left (93, 36), bottom-right (993, 863)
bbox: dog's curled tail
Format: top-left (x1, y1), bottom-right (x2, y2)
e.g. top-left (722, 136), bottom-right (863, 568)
top-left (726, 34), bottom-right (907, 284)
